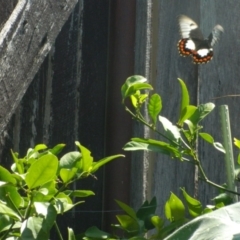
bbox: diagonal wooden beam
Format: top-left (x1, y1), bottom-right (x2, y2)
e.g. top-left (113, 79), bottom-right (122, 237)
top-left (0, 0), bottom-right (78, 134)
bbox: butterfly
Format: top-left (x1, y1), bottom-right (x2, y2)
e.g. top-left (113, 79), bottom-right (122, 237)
top-left (178, 15), bottom-right (224, 64)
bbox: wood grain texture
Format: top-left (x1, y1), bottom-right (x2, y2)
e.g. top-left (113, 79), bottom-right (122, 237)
top-left (2, 1), bottom-right (110, 237)
top-left (133, 0), bottom-right (240, 216)
top-left (198, 1), bottom-right (240, 204)
top-left (0, 0), bottom-right (77, 134)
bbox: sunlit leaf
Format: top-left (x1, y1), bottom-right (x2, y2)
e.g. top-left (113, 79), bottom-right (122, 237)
top-left (165, 192), bottom-right (185, 222)
top-left (181, 188), bottom-right (202, 217)
top-left (148, 94), bottom-right (162, 124)
top-left (189, 103), bottom-right (215, 124)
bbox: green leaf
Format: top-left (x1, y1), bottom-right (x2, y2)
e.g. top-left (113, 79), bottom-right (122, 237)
top-left (91, 154), bottom-right (125, 173)
top-left (121, 75), bottom-right (152, 101)
top-left (181, 188), bottom-right (202, 217)
top-left (0, 200), bottom-right (21, 221)
top-left (123, 138), bottom-right (182, 158)
top-left (25, 154), bottom-right (58, 189)
top-left (165, 192), bottom-right (185, 222)
top-left (136, 197), bottom-right (157, 221)
top-left (199, 133), bottom-right (226, 153)
top-left (178, 105), bottom-right (197, 125)
top-left (34, 202), bottom-right (57, 234)
top-left (60, 168), bottom-right (78, 183)
top-left (164, 202), bottom-right (240, 240)
top-left (199, 133), bottom-right (214, 144)
top-left (189, 103), bottom-right (215, 125)
top-left (75, 142), bottom-right (93, 173)
top-left (115, 199), bottom-right (137, 220)
top-left (0, 166), bottom-right (16, 185)
top-left (151, 215), bottom-right (164, 230)
top-left (54, 193), bottom-right (84, 213)
top-left (50, 143), bottom-right (66, 155)
top-left (20, 216), bottom-right (49, 240)
top-left (213, 142), bottom-right (226, 153)
top-left (234, 138), bottom-right (240, 149)
top-left (59, 151), bottom-right (81, 169)
top-left (11, 150), bottom-right (24, 174)
top-left (85, 226), bottom-right (110, 239)
top-left (116, 215), bottom-right (139, 232)
top-left (212, 193), bottom-right (233, 206)
top-left (34, 144), bottom-right (48, 152)
top-left (159, 116), bottom-right (181, 142)
top-left (0, 186), bottom-right (23, 209)
top-left (178, 78), bottom-right (190, 119)
top-left (0, 214), bottom-right (13, 233)
top-left (148, 94), bottom-right (162, 124)
top-left (68, 227), bottom-right (76, 240)
top-left (66, 190), bottom-right (95, 198)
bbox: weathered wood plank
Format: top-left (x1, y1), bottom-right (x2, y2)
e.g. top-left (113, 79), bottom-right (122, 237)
top-left (198, 1), bottom-right (240, 204)
top-left (137, 0), bottom-right (201, 216)
top-left (0, 0), bottom-right (78, 134)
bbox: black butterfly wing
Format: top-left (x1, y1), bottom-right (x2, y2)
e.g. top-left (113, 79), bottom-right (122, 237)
top-left (178, 15), bottom-right (204, 40)
top-left (178, 15), bottom-right (205, 58)
top-left (178, 15), bottom-right (224, 64)
top-left (208, 24), bottom-right (224, 47)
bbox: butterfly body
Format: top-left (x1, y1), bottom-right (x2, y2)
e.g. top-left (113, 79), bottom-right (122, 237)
top-left (178, 15), bottom-right (224, 64)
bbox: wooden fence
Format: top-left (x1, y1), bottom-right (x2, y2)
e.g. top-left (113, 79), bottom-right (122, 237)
top-left (0, 0), bottom-right (240, 238)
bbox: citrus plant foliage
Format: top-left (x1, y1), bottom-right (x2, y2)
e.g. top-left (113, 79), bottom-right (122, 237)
top-left (0, 141), bottom-right (124, 239)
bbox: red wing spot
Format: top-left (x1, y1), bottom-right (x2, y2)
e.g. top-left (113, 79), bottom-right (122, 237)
top-left (178, 39), bottom-right (192, 56)
top-left (192, 51), bottom-right (213, 64)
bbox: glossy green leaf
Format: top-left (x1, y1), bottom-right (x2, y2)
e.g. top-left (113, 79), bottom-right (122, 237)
top-left (66, 190), bottom-right (95, 198)
top-left (212, 193), bottom-right (233, 206)
top-left (213, 142), bottom-right (226, 153)
top-left (178, 79), bottom-right (189, 117)
top-left (0, 166), bottom-right (16, 185)
top-left (189, 103), bottom-right (215, 125)
top-left (181, 188), bottom-right (202, 217)
top-left (136, 197), bottom-right (157, 220)
top-left (199, 133), bottom-right (214, 144)
top-left (121, 75), bottom-right (152, 101)
top-left (0, 201), bottom-right (21, 221)
top-left (115, 199), bottom-right (137, 220)
top-left (159, 116), bottom-right (181, 142)
top-left (116, 215), bottom-right (139, 232)
top-left (75, 142), bottom-right (93, 173)
top-left (151, 215), bottom-right (164, 230)
top-left (59, 151), bottom-right (81, 169)
top-left (178, 105), bottom-right (197, 125)
top-left (21, 216), bottom-right (49, 240)
top-left (34, 144), bottom-right (48, 152)
top-left (10, 150), bottom-right (24, 174)
top-left (165, 192), bottom-right (185, 222)
top-left (68, 227), bottom-right (76, 240)
top-left (50, 143), bottom-right (66, 155)
top-left (85, 226), bottom-right (110, 239)
top-left (25, 154), bottom-right (58, 189)
top-left (164, 202), bottom-right (240, 240)
top-left (91, 154), bottom-right (124, 173)
top-left (0, 214), bottom-right (13, 233)
top-left (60, 168), bottom-right (78, 183)
top-left (148, 94), bottom-right (162, 124)
top-left (123, 139), bottom-right (182, 158)
top-left (234, 138), bottom-right (240, 149)
top-left (34, 202), bottom-right (57, 234)
top-left (199, 133), bottom-right (225, 153)
top-left (0, 186), bottom-right (23, 209)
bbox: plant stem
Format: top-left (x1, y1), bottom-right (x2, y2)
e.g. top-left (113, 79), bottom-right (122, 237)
top-left (54, 221), bottom-right (64, 240)
top-left (0, 222), bottom-right (14, 240)
top-left (194, 154), bottom-right (240, 196)
top-left (125, 106), bottom-right (191, 150)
